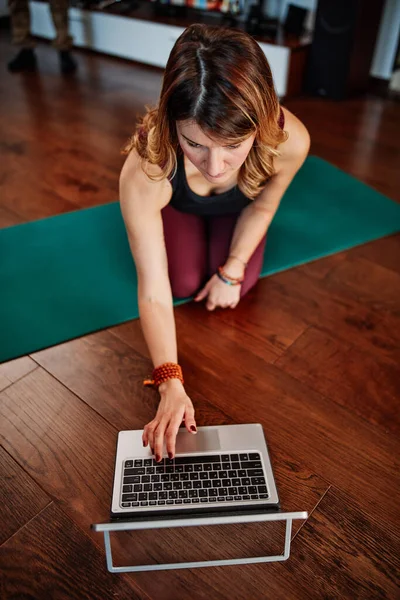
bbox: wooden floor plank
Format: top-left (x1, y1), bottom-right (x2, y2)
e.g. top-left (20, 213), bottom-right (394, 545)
top-left (287, 96), bottom-right (400, 203)
top-left (0, 446), bottom-right (50, 545)
top-left (200, 289), bottom-right (308, 363)
top-left (0, 356), bottom-right (38, 392)
top-left (285, 487), bottom-right (400, 599)
top-left (0, 139), bottom-right (80, 221)
top-left (0, 205), bottom-right (25, 228)
top-left (0, 367), bottom-right (122, 525)
top-left (322, 256), bottom-right (400, 316)
top-left (0, 367), bottom-right (151, 598)
top-left (350, 233), bottom-right (400, 274)
top-left (0, 502), bottom-right (146, 600)
top-left (0, 38), bottom-right (162, 221)
top-left (255, 271), bottom-right (400, 363)
top-left (294, 251), bottom-right (349, 280)
top-left (275, 326), bottom-right (400, 434)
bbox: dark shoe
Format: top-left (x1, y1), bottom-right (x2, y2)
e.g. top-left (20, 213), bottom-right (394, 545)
top-left (8, 48), bottom-right (37, 73)
top-left (59, 50), bottom-right (77, 74)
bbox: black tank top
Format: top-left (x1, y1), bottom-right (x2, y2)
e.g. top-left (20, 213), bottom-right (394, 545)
top-left (169, 108), bottom-right (285, 217)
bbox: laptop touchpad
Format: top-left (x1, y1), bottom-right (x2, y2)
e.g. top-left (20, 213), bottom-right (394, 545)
top-left (175, 428), bottom-right (221, 454)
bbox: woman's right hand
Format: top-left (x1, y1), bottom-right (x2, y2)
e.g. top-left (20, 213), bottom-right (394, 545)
top-left (142, 379), bottom-right (197, 462)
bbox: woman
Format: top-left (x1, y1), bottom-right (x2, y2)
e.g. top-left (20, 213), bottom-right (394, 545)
top-left (120, 24), bottom-right (310, 463)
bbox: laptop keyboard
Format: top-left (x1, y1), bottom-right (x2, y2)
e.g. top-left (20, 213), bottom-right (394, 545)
top-left (120, 452), bottom-right (269, 508)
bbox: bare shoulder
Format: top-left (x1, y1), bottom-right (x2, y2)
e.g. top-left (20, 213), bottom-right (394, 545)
top-left (119, 148), bottom-right (173, 213)
top-left (275, 107), bottom-right (311, 172)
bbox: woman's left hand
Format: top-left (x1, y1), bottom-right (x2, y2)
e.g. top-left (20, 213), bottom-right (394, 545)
top-left (194, 274), bottom-right (241, 310)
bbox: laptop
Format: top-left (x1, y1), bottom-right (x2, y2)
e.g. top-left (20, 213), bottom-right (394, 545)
top-left (110, 423), bottom-right (280, 520)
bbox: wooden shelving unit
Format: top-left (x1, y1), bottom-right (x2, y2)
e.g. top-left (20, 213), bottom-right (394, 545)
top-left (30, 0), bottom-right (311, 97)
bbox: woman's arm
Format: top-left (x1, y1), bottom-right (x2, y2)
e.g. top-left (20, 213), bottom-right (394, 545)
top-left (120, 150), bottom-right (177, 367)
top-left (119, 151), bottom-right (197, 460)
top-left (224, 110), bottom-right (311, 278)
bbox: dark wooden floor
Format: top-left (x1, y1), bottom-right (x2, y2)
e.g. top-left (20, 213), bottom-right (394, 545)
top-left (1, 31), bottom-right (400, 600)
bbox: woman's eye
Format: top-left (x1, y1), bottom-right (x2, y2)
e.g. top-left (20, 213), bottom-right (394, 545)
top-left (186, 141), bottom-right (240, 149)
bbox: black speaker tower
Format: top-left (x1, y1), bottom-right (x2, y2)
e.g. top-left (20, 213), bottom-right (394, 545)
top-left (305, 0), bottom-right (385, 99)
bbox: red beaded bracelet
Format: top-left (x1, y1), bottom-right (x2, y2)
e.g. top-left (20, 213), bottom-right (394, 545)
top-left (143, 362), bottom-right (184, 388)
top-left (218, 266), bottom-right (244, 284)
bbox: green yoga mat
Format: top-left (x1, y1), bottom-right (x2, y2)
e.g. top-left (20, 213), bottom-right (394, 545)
top-left (1, 155), bottom-right (400, 363)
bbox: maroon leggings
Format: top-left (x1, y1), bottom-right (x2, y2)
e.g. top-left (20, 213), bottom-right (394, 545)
top-left (161, 203), bottom-right (267, 299)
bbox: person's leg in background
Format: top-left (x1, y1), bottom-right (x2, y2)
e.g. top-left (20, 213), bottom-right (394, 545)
top-left (207, 213), bottom-right (267, 298)
top-left (7, 0), bottom-right (37, 72)
top-left (161, 204), bottom-right (208, 299)
top-left (7, 0), bottom-right (77, 74)
top-left (48, 0), bottom-right (77, 73)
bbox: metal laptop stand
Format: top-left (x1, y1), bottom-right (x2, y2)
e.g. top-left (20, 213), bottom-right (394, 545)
top-left (92, 510), bottom-right (308, 573)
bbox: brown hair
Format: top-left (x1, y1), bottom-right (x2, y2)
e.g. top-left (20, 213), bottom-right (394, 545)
top-left (123, 24), bottom-right (287, 199)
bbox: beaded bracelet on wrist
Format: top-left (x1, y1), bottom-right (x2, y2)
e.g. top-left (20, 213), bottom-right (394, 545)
top-left (216, 269), bottom-right (242, 286)
top-left (143, 362), bottom-right (184, 388)
top-left (218, 266), bottom-right (244, 282)
top-left (217, 266), bottom-right (244, 285)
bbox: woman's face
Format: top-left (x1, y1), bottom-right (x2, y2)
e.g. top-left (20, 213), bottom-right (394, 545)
top-left (176, 120), bottom-right (256, 183)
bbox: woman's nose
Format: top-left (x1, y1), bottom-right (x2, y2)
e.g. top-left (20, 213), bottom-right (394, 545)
top-left (206, 151), bottom-right (225, 176)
